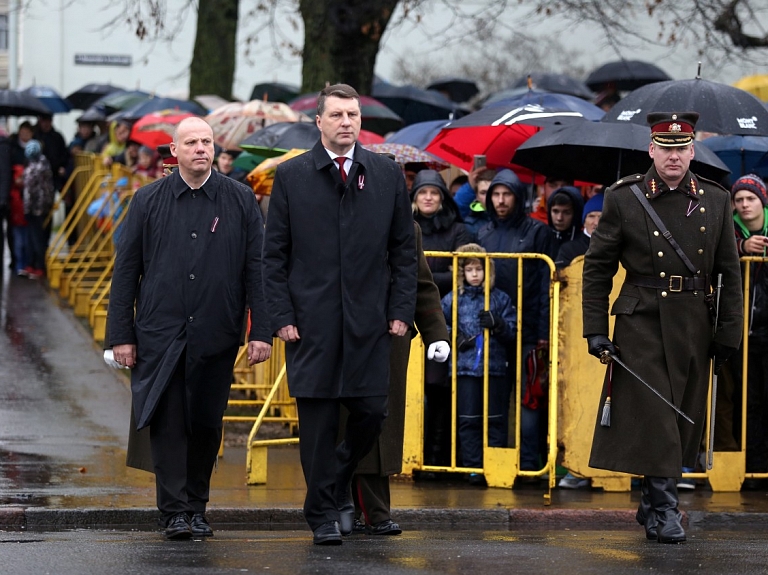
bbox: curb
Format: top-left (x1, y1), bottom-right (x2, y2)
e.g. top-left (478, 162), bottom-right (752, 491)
top-left (8, 506), bottom-right (768, 531)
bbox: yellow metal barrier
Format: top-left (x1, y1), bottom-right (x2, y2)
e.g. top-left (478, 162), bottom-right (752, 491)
top-left (558, 255), bottom-right (758, 492)
top-left (402, 250), bottom-right (560, 502)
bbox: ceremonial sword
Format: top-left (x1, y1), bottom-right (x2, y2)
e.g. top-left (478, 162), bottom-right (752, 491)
top-left (600, 351), bottom-right (694, 425)
top-left (707, 274), bottom-right (724, 470)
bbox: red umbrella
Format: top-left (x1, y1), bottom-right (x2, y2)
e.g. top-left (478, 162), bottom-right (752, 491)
top-left (357, 129), bottom-right (385, 145)
top-left (289, 94), bottom-right (403, 135)
top-left (130, 110), bottom-right (197, 150)
top-left (425, 104), bottom-right (589, 182)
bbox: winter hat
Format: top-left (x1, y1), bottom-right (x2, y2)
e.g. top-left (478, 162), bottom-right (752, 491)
top-left (731, 174), bottom-right (768, 207)
top-left (582, 193), bottom-right (604, 224)
top-left (411, 169), bottom-right (448, 199)
top-left (456, 243), bottom-right (495, 293)
top-left (24, 139), bottom-right (42, 159)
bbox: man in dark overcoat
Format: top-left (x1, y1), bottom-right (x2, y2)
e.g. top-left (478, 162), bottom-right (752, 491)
top-left (108, 117), bottom-right (272, 540)
top-left (346, 222), bottom-right (450, 535)
top-left (262, 84), bottom-right (417, 545)
top-left (583, 112), bottom-right (743, 543)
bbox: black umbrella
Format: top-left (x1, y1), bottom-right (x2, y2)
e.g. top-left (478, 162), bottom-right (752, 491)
top-left (512, 121), bottom-right (731, 186)
top-left (250, 82), bottom-right (301, 104)
top-left (65, 83), bottom-right (124, 110)
top-left (426, 77), bottom-right (480, 103)
top-left (511, 73), bottom-right (594, 100)
top-left (239, 121), bottom-right (320, 152)
top-left (602, 77), bottom-right (768, 136)
top-left (76, 105), bottom-right (108, 122)
top-left (372, 83), bottom-right (464, 125)
top-left (586, 60), bottom-right (672, 92)
top-left (0, 89), bottom-right (51, 116)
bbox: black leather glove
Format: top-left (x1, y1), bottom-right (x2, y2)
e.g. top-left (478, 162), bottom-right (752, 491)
top-left (586, 334), bottom-right (618, 359)
top-left (709, 341), bottom-right (737, 375)
top-left (478, 310), bottom-right (505, 333)
top-left (456, 332), bottom-right (476, 352)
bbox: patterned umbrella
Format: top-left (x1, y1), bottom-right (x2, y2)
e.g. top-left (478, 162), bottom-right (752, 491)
top-left (205, 100), bottom-right (309, 151)
top-left (363, 143), bottom-right (448, 170)
top-left (130, 110), bottom-right (197, 150)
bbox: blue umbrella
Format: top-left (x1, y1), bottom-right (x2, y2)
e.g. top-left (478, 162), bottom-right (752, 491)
top-left (22, 85), bottom-right (71, 114)
top-left (699, 135), bottom-right (768, 184)
top-left (385, 119), bottom-right (452, 149)
top-left (109, 96), bottom-right (207, 122)
top-left (481, 90), bottom-right (605, 121)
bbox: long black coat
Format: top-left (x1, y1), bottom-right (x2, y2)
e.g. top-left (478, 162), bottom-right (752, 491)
top-left (108, 170), bottom-right (271, 430)
top-left (583, 168), bottom-right (743, 477)
top-left (349, 223), bottom-right (449, 475)
top-left (263, 141), bottom-right (417, 398)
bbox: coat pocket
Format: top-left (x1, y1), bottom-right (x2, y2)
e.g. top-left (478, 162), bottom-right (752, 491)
top-left (610, 295), bottom-right (639, 316)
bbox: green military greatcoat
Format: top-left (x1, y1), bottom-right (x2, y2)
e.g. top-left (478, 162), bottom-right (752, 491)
top-left (582, 167), bottom-right (743, 477)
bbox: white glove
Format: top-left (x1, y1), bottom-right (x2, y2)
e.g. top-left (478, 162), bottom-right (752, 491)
top-left (103, 349), bottom-right (129, 370)
top-left (427, 340), bottom-right (450, 363)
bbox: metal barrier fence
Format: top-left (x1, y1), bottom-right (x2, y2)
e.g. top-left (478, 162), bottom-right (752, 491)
top-left (243, 250), bottom-right (561, 503)
top-left (45, 165), bottom-right (765, 494)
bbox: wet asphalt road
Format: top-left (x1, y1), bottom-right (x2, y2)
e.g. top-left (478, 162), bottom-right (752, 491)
top-left (3, 528), bottom-right (768, 575)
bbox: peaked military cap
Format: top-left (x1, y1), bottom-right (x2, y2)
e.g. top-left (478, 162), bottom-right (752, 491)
top-left (647, 112), bottom-right (699, 147)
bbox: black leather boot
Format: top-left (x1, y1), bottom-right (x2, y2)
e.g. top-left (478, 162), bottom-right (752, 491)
top-left (647, 476), bottom-right (686, 543)
top-left (636, 477), bottom-right (659, 540)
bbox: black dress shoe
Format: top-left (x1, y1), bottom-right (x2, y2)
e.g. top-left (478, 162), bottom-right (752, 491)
top-left (313, 520), bottom-right (342, 545)
top-left (352, 518), bottom-right (366, 534)
top-left (365, 519), bottom-right (402, 536)
top-left (190, 513), bottom-right (214, 537)
top-left (164, 513), bottom-right (193, 540)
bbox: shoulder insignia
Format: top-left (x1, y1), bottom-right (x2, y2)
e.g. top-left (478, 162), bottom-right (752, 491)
top-left (607, 173), bottom-right (643, 193)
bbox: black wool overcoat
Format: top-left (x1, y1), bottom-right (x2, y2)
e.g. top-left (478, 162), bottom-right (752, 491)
top-left (583, 167), bottom-right (743, 477)
top-left (263, 141), bottom-right (417, 398)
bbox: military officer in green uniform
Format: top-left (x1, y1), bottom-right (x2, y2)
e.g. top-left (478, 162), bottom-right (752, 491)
top-left (582, 112), bottom-right (743, 543)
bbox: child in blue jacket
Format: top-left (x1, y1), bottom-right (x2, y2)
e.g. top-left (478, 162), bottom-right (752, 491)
top-left (441, 243), bottom-right (516, 485)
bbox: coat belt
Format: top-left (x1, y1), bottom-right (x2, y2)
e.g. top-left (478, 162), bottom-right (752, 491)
top-left (625, 272), bottom-right (709, 292)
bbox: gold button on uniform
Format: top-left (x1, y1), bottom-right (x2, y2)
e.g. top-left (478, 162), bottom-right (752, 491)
top-left (699, 190), bottom-right (704, 195)
top-left (658, 251), bottom-right (664, 257)
top-left (700, 227), bottom-right (706, 232)
top-left (654, 231), bottom-right (660, 236)
top-left (698, 249), bottom-right (703, 254)
top-left (660, 272), bottom-right (666, 278)
top-left (700, 207), bottom-right (705, 213)
top-left (661, 291), bottom-right (668, 297)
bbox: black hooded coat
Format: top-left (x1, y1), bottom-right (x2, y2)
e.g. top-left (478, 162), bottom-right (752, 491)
top-left (477, 169), bottom-right (553, 345)
top-left (411, 170), bottom-right (471, 297)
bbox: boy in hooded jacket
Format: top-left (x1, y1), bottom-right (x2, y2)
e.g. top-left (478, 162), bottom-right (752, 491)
top-left (441, 244), bottom-right (517, 485)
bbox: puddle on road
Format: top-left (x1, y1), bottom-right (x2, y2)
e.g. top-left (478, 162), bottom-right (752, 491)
top-left (0, 448), bottom-right (53, 506)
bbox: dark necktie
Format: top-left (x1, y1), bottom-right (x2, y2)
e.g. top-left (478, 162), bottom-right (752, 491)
top-left (335, 157), bottom-right (347, 182)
